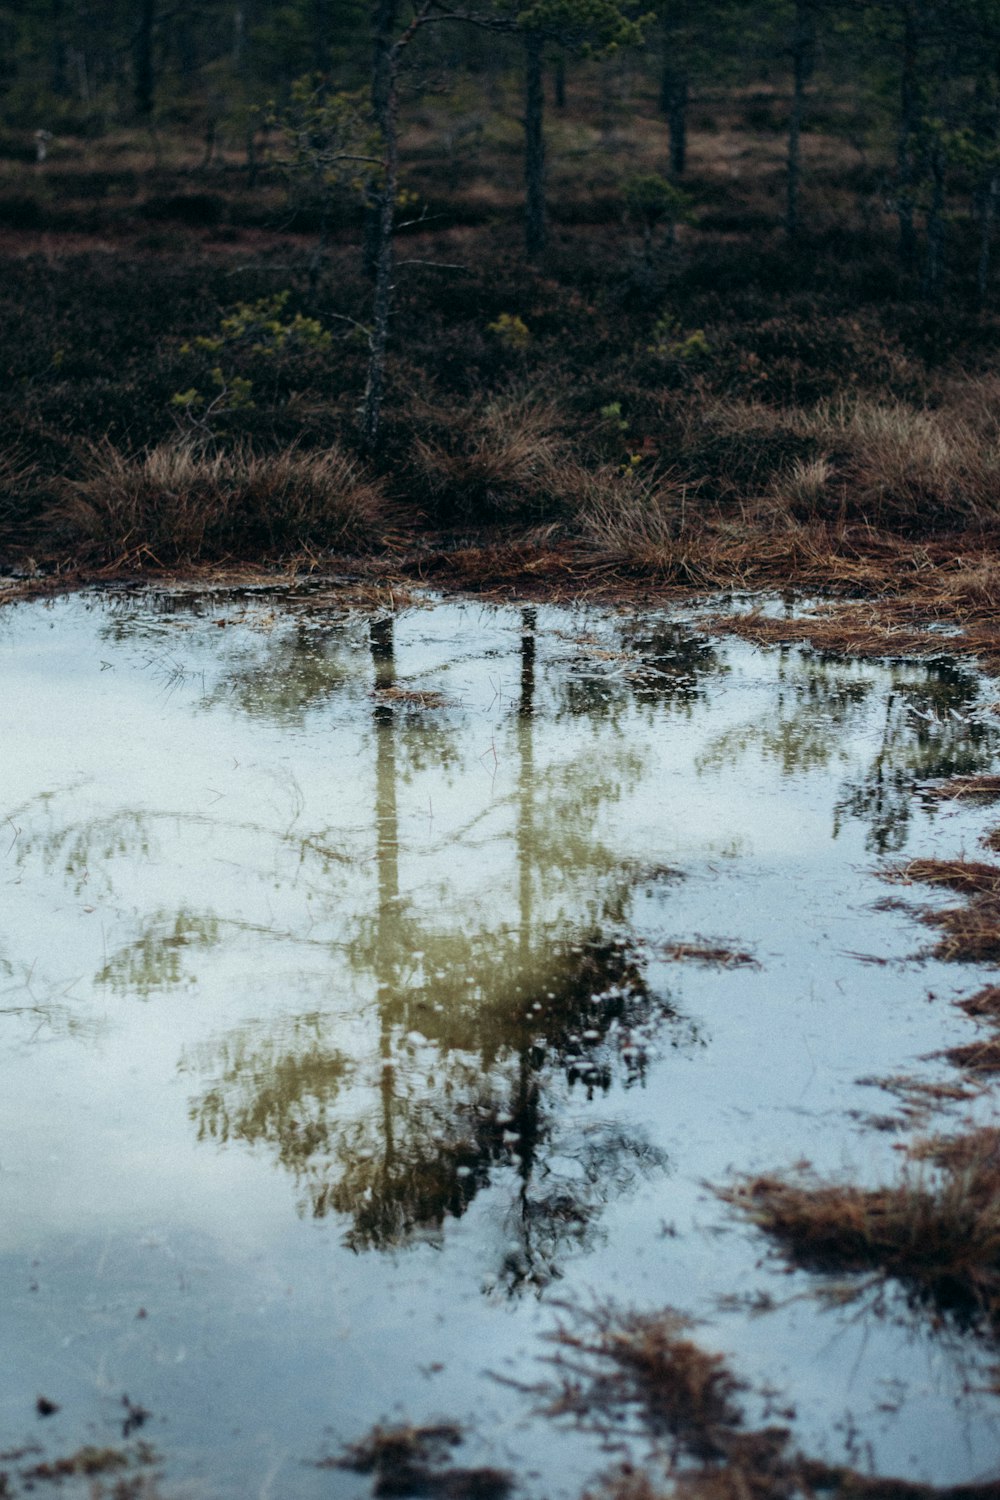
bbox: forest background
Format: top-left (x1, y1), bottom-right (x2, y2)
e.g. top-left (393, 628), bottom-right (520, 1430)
top-left (4, 0), bottom-right (1000, 603)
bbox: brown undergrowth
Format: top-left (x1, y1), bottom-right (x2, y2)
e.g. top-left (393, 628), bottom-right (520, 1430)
top-left (330, 1422), bottom-right (512, 1500)
top-left (883, 858), bottom-right (1000, 965)
top-left (535, 1304), bottom-right (1000, 1500)
top-left (46, 439), bottom-right (395, 567)
top-left (719, 1142), bottom-right (1000, 1329)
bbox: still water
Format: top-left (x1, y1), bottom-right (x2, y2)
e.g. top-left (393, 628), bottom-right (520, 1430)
top-left (2, 589), bottom-right (1000, 1496)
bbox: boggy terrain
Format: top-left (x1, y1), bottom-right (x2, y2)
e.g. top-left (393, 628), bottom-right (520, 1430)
top-left (5, 80), bottom-right (1000, 637)
top-left (8, 75), bottom-right (1000, 1500)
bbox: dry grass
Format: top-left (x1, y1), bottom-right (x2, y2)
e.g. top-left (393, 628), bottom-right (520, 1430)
top-left (409, 394), bottom-right (567, 521)
top-left (958, 985), bottom-right (1000, 1020)
top-left (332, 1422), bottom-right (512, 1500)
top-left (706, 603), bottom-right (958, 662)
top-left (659, 942), bottom-right (758, 968)
top-left (924, 776), bottom-right (1000, 803)
top-left (741, 392), bottom-right (1000, 529)
top-left (371, 686), bottom-right (451, 709)
top-left (720, 1137), bottom-right (1000, 1328)
top-left (885, 859), bottom-right (1000, 896)
top-left (50, 439), bottom-right (392, 565)
top-left (939, 1037), bottom-right (1000, 1074)
top-left (541, 1303), bottom-right (1000, 1500)
top-left (882, 857), bottom-right (1000, 964)
top-left (569, 466), bottom-right (701, 571)
top-left (541, 1305), bottom-right (746, 1463)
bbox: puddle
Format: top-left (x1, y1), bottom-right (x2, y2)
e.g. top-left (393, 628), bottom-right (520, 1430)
top-left (2, 591), bottom-right (1000, 1495)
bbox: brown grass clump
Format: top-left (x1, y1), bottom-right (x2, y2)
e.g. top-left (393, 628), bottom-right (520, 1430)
top-left (705, 606), bottom-right (952, 662)
top-left (568, 466), bottom-right (704, 575)
top-left (925, 776), bottom-right (1000, 803)
top-left (371, 686), bottom-right (451, 709)
top-left (50, 439), bottom-right (392, 565)
top-left (720, 1139), bottom-right (1000, 1327)
top-left (882, 858), bottom-right (1000, 964)
top-left (957, 985), bottom-right (1000, 1020)
top-left (885, 859), bottom-right (1000, 897)
top-left (542, 1305), bottom-right (746, 1462)
top-left (408, 394), bottom-right (566, 521)
top-left (925, 905), bottom-right (1000, 964)
top-left (542, 1304), bottom-right (1000, 1500)
top-left (750, 395), bottom-right (1000, 530)
top-left (939, 1037), bottom-right (1000, 1074)
top-left (659, 942), bottom-right (758, 968)
top-left (332, 1422), bottom-right (512, 1500)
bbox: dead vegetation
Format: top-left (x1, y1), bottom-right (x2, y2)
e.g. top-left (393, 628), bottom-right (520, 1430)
top-left (371, 686), bottom-right (452, 709)
top-left (659, 942), bottom-right (758, 968)
top-left (881, 858), bottom-right (1000, 964)
top-left (924, 776), bottom-right (1000, 802)
top-left (719, 1136), bottom-right (1000, 1329)
top-left (331, 1422), bottom-right (512, 1500)
top-left (537, 1303), bottom-right (1000, 1500)
top-left (48, 438), bottom-right (394, 566)
top-left (957, 985), bottom-right (1000, 1020)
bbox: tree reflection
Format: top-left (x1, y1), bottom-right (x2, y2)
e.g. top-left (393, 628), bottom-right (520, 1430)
top-left (833, 662), bottom-right (999, 854)
top-left (554, 619), bottom-right (726, 725)
top-left (97, 908), bottom-right (221, 997)
top-left (185, 608), bottom-right (683, 1289)
top-left (696, 650), bottom-right (998, 853)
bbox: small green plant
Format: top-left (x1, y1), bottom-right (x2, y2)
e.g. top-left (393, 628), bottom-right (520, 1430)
top-left (648, 313), bottom-right (710, 361)
top-left (180, 292), bottom-right (332, 359)
top-left (598, 401), bottom-right (628, 432)
top-left (487, 313), bottom-right (531, 350)
top-left (173, 294), bottom-right (331, 434)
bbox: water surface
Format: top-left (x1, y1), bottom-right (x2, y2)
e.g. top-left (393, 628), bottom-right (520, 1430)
top-left (2, 590), bottom-right (999, 1495)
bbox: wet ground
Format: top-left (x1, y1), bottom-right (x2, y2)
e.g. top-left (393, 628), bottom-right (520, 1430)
top-left (2, 588), bottom-right (1000, 1497)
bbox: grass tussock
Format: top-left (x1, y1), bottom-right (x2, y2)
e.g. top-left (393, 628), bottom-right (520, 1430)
top-left (51, 439), bottom-right (392, 565)
top-left (883, 857), bottom-right (1000, 965)
top-left (958, 985), bottom-right (1000, 1020)
top-left (371, 685), bottom-right (451, 709)
top-left (408, 394), bottom-right (567, 521)
top-left (720, 1138), bottom-right (1000, 1328)
top-left (782, 395), bottom-right (1000, 529)
top-left (569, 462), bottom-right (695, 564)
top-left (542, 1305), bottom-right (747, 1462)
top-left (939, 1037), bottom-right (1000, 1074)
top-left (331, 1422), bottom-right (512, 1500)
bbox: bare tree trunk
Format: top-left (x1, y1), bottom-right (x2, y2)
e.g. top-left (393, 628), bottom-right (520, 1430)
top-left (553, 52), bottom-right (566, 110)
top-left (364, 0), bottom-right (399, 277)
top-left (977, 171), bottom-right (998, 304)
top-left (360, 53), bottom-right (398, 452)
top-left (897, 1), bottom-right (919, 272)
top-left (524, 30), bottom-right (546, 261)
top-left (659, 49), bottom-right (688, 178)
top-left (134, 0), bottom-right (156, 119)
top-left (786, 0), bottom-right (815, 240)
top-left (922, 140), bottom-right (946, 299)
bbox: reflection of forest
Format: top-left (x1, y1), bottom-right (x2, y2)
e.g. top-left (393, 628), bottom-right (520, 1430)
top-left (9, 603), bottom-right (997, 1283)
top-left (185, 610), bottom-right (683, 1290)
top-left (697, 650), bottom-right (997, 854)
